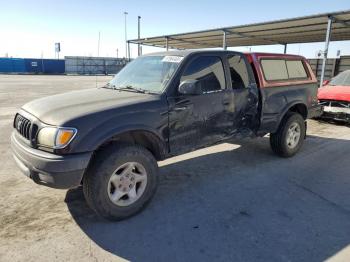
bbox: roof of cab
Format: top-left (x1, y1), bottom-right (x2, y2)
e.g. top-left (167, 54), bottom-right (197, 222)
top-left (142, 49), bottom-right (230, 57)
top-left (143, 50), bottom-right (307, 59)
top-left (246, 52), bottom-right (305, 59)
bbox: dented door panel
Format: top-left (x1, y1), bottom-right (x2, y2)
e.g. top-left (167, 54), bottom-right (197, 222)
top-left (167, 91), bottom-right (233, 154)
top-left (230, 85), bottom-right (260, 131)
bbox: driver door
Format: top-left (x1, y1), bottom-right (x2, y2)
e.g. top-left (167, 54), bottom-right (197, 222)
top-left (167, 55), bottom-right (234, 155)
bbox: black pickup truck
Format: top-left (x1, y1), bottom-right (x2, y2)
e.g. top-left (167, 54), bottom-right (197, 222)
top-left (11, 50), bottom-right (321, 220)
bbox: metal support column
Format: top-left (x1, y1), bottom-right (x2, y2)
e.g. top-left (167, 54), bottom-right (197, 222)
top-left (138, 16), bottom-right (141, 56)
top-left (223, 31), bottom-right (227, 50)
top-left (127, 41), bottom-right (131, 61)
top-left (124, 11), bottom-right (128, 59)
top-left (320, 16), bottom-right (333, 87)
top-left (283, 44), bottom-right (287, 54)
top-left (165, 36), bottom-right (169, 51)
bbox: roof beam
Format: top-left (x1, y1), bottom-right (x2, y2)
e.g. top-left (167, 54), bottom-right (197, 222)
top-left (166, 25), bottom-right (350, 44)
top-left (129, 39), bottom-right (177, 49)
top-left (333, 17), bottom-right (350, 28)
top-left (131, 22), bottom-right (349, 47)
top-left (224, 29), bottom-right (285, 45)
top-left (167, 36), bottom-right (216, 48)
top-left (128, 10), bottom-right (350, 49)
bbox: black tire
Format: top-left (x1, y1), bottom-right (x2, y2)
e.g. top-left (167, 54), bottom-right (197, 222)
top-left (83, 143), bottom-right (158, 221)
top-left (270, 112), bottom-right (306, 158)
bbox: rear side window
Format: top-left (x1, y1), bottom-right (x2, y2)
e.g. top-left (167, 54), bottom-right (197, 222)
top-left (286, 60), bottom-right (307, 79)
top-left (180, 56), bottom-right (225, 93)
top-left (261, 59), bottom-right (288, 81)
top-left (261, 59), bottom-right (308, 81)
top-left (228, 55), bottom-right (249, 88)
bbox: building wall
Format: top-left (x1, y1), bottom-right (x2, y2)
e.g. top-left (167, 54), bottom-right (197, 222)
top-left (0, 58), bottom-right (26, 73)
top-left (309, 56), bottom-right (350, 82)
top-left (0, 57), bottom-right (126, 75)
top-left (24, 59), bottom-right (65, 74)
top-left (0, 58), bottom-right (65, 74)
top-left (65, 56), bottom-right (127, 75)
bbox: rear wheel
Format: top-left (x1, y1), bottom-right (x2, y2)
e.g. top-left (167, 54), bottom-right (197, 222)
top-left (83, 144), bottom-right (158, 221)
top-left (270, 112), bottom-right (306, 157)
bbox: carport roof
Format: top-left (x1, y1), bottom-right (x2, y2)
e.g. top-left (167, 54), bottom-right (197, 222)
top-left (129, 10), bottom-right (350, 49)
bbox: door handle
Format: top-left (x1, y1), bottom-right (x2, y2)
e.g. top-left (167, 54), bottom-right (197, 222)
top-left (222, 100), bottom-right (230, 106)
top-left (173, 106), bottom-right (188, 111)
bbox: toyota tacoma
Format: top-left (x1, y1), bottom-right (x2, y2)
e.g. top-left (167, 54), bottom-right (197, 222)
top-left (11, 50), bottom-right (321, 220)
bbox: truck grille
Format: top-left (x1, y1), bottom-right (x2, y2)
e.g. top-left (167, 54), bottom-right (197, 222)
top-left (14, 114), bottom-right (32, 140)
top-left (319, 100), bottom-right (350, 108)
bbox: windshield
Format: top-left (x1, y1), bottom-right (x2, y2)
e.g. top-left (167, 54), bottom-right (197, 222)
top-left (108, 55), bottom-right (183, 93)
top-left (329, 70), bottom-right (350, 86)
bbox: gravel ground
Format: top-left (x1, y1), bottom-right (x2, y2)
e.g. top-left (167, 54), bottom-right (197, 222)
top-left (0, 75), bottom-right (350, 262)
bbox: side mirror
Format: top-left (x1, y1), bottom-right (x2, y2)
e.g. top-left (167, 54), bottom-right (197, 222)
top-left (322, 79), bottom-right (330, 86)
top-left (178, 80), bottom-right (202, 95)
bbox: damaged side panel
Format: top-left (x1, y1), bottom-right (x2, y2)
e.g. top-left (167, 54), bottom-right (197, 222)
top-left (167, 92), bottom-right (234, 155)
top-left (166, 52), bottom-right (260, 155)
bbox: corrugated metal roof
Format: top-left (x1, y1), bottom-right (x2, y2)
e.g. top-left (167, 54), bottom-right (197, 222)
top-left (129, 10), bottom-right (350, 49)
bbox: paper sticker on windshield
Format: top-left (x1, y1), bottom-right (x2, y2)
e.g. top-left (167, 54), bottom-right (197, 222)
top-left (162, 56), bottom-right (183, 63)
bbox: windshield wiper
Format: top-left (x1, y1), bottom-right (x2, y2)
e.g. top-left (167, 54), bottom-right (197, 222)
top-left (116, 85), bottom-right (148, 94)
top-left (104, 84), bottom-right (157, 94)
top-left (101, 83), bottom-right (124, 90)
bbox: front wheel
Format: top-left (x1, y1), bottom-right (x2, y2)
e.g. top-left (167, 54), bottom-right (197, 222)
top-left (270, 113), bottom-right (306, 157)
top-left (83, 144), bottom-right (158, 221)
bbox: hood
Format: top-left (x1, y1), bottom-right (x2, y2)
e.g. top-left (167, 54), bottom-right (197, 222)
top-left (22, 88), bottom-right (158, 125)
top-left (318, 85), bottom-right (350, 102)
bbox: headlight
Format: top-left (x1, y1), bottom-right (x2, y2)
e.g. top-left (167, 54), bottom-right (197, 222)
top-left (37, 127), bottom-right (77, 149)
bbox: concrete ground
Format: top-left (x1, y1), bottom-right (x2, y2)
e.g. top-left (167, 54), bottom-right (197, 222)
top-left (1, 75), bottom-right (350, 262)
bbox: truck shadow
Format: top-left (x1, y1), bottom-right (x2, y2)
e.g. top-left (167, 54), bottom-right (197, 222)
top-left (314, 118), bottom-right (350, 127)
top-left (65, 135), bottom-right (350, 262)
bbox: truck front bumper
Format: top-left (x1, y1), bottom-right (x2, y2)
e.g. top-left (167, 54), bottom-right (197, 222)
top-left (320, 106), bottom-right (350, 123)
top-left (11, 132), bottom-right (92, 189)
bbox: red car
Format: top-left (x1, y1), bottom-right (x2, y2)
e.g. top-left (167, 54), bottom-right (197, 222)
top-left (318, 70), bottom-right (350, 123)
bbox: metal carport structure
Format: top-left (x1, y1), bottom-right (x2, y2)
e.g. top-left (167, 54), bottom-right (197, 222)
top-left (128, 10), bottom-right (350, 86)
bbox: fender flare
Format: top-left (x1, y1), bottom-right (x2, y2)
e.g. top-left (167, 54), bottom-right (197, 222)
top-left (276, 100), bottom-right (308, 129)
top-left (89, 124), bottom-right (168, 159)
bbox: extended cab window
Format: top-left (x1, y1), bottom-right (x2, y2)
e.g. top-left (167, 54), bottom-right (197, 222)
top-left (261, 59), bottom-right (308, 81)
top-left (180, 56), bottom-right (225, 93)
top-left (261, 59), bottom-right (288, 81)
top-left (228, 55), bottom-right (249, 88)
top-left (286, 60), bottom-right (307, 79)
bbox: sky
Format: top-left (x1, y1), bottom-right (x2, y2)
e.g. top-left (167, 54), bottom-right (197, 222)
top-left (1, 0), bottom-right (350, 59)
